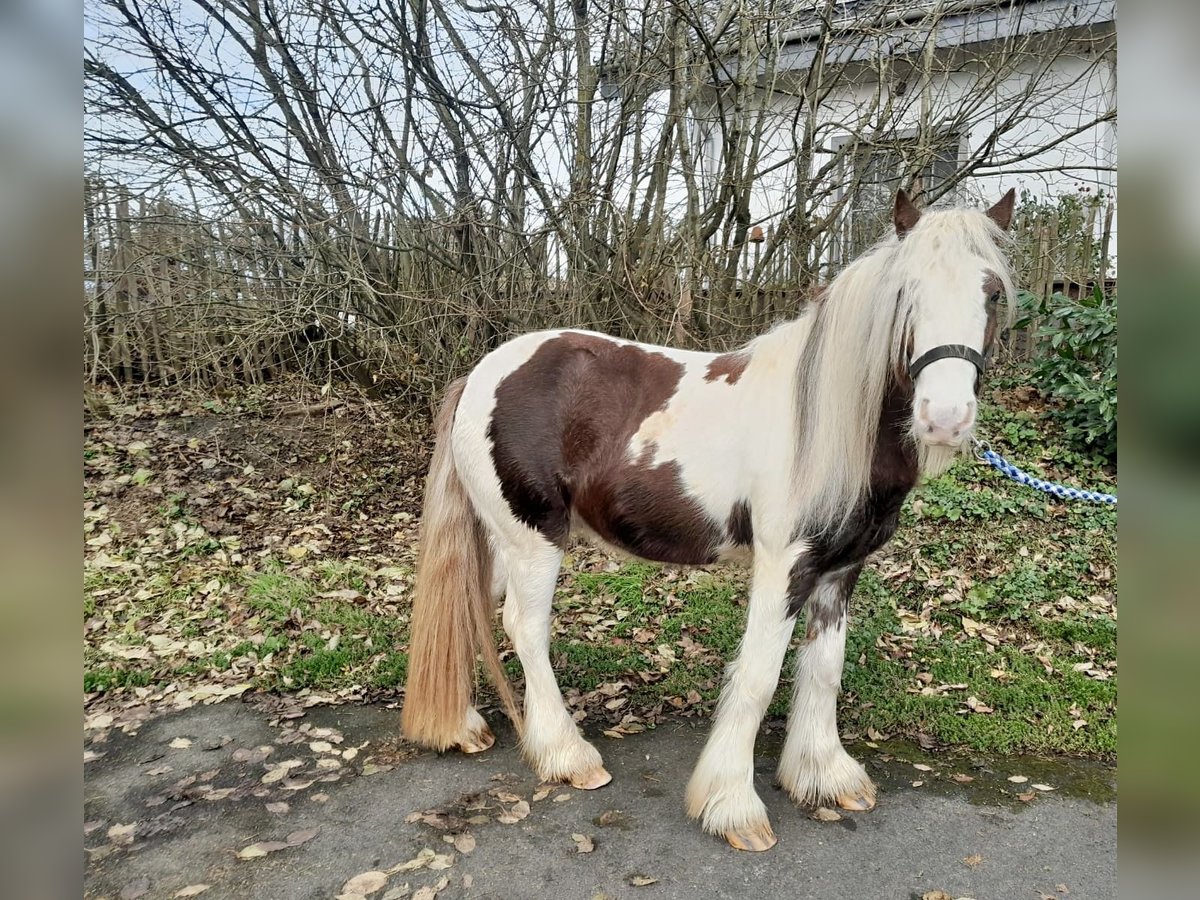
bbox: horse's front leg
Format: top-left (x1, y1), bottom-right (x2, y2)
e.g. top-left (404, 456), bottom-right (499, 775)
top-left (777, 563), bottom-right (876, 811)
top-left (685, 547), bottom-right (798, 851)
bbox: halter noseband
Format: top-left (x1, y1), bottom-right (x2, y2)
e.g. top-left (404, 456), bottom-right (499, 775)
top-left (907, 344), bottom-right (988, 382)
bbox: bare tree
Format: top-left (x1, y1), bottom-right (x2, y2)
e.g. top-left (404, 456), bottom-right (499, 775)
top-left (84, 0), bottom-right (1116, 389)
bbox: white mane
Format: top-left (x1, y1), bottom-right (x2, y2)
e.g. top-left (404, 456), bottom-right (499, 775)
top-left (790, 206), bottom-right (1016, 535)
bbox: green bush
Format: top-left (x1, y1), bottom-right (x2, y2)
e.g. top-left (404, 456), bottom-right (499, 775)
top-left (1018, 285), bottom-right (1117, 458)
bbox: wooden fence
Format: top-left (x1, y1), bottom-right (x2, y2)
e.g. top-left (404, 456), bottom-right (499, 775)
top-left (84, 181), bottom-right (1115, 389)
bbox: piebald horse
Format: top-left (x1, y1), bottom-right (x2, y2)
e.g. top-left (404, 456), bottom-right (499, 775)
top-left (402, 189), bottom-right (1017, 850)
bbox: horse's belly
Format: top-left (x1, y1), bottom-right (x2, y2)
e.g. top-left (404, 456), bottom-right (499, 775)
top-left (570, 465), bottom-right (727, 566)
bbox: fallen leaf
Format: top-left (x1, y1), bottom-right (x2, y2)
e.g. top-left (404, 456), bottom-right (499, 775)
top-left (381, 887), bottom-right (411, 900)
top-left (1018, 791), bottom-right (1037, 802)
top-left (572, 833), bottom-right (595, 853)
top-left (391, 849), bottom-right (436, 873)
top-left (310, 741), bottom-right (334, 753)
top-left (809, 807), bottom-right (842, 822)
top-left (1033, 783), bottom-right (1056, 792)
top-left (963, 854), bottom-right (984, 868)
top-left (119, 877), bottom-right (151, 899)
top-left (286, 827), bottom-right (320, 846)
top-left (237, 841), bottom-right (290, 859)
top-left (411, 875), bottom-right (450, 900)
top-left (912, 780), bottom-right (925, 788)
top-left (552, 792), bottom-right (572, 802)
top-left (262, 761), bottom-right (304, 784)
top-left (1007, 775), bottom-right (1029, 784)
top-left (497, 800), bottom-right (530, 824)
top-left (452, 833), bottom-right (475, 854)
top-left (173, 887), bottom-right (211, 898)
top-left (169, 737), bottom-right (192, 749)
top-left (951, 773), bottom-right (975, 783)
top-left (965, 695), bottom-right (994, 714)
top-left (912, 763), bottom-right (933, 772)
top-left (341, 871), bottom-right (389, 895)
top-left (265, 801), bottom-right (289, 814)
top-left (233, 746), bottom-right (273, 765)
top-left (628, 875), bottom-right (658, 887)
top-left (922, 892), bottom-right (954, 900)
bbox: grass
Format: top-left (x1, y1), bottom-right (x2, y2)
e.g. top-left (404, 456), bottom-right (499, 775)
top-left (84, 372), bottom-right (1116, 757)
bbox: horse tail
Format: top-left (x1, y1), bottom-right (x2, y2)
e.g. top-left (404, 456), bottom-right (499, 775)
top-left (401, 377), bottom-right (523, 749)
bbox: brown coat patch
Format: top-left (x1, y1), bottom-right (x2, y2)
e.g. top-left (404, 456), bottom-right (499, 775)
top-left (726, 500), bottom-right (753, 546)
top-left (787, 375), bottom-right (920, 620)
top-left (489, 333), bottom-right (724, 564)
top-left (704, 352), bottom-right (749, 385)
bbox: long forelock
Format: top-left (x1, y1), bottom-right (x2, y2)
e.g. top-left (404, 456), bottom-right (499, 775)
top-left (889, 208), bottom-right (1018, 329)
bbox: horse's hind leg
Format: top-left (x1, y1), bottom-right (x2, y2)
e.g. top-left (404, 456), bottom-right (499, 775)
top-left (777, 565), bottom-right (876, 811)
top-left (500, 537), bottom-right (610, 789)
top-left (686, 549), bottom-right (797, 851)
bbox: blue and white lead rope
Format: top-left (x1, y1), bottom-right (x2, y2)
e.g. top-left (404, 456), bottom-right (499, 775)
top-left (973, 439), bottom-right (1117, 506)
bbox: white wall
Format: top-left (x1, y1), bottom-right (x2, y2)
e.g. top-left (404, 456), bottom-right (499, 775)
top-left (686, 32), bottom-right (1117, 273)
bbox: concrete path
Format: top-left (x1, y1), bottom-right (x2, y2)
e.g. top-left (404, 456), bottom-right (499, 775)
top-left (84, 702), bottom-right (1115, 900)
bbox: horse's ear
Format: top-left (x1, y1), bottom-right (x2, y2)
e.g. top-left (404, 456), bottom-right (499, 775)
top-left (894, 189), bottom-right (921, 238)
top-left (986, 188), bottom-right (1017, 231)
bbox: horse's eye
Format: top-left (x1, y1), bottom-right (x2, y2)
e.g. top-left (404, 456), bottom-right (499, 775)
top-left (988, 291), bottom-right (1001, 305)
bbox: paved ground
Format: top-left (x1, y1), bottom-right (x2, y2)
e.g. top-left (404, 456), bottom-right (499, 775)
top-left (84, 701), bottom-right (1115, 900)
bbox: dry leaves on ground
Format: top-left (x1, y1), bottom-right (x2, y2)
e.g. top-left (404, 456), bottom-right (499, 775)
top-left (411, 876), bottom-right (450, 900)
top-left (340, 870), bottom-right (389, 895)
top-left (235, 826), bottom-right (318, 860)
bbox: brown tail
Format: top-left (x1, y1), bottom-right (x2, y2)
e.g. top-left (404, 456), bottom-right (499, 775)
top-left (401, 377), bottom-right (522, 750)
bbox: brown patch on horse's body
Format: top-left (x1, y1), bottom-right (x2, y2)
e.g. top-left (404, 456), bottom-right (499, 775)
top-left (786, 376), bottom-right (919, 621)
top-left (704, 352), bottom-right (749, 385)
top-left (489, 333), bottom-right (724, 565)
top-left (726, 500), bottom-right (753, 546)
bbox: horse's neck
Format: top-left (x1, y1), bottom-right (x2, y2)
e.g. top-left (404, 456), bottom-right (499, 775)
top-left (746, 313), bottom-right (814, 369)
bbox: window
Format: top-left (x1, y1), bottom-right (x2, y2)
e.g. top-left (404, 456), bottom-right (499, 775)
top-left (835, 130), bottom-right (962, 261)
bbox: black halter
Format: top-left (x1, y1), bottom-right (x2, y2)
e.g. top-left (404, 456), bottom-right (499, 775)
top-left (907, 344), bottom-right (988, 382)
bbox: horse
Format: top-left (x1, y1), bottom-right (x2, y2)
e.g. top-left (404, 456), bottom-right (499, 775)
top-left (401, 188), bottom-right (1017, 851)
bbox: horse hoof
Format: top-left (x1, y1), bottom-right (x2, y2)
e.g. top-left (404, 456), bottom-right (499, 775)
top-left (457, 724), bottom-right (495, 754)
top-left (568, 766), bottom-right (612, 790)
top-left (724, 822), bottom-right (777, 852)
top-left (836, 792), bottom-right (876, 811)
